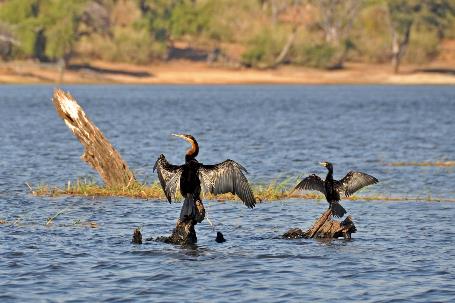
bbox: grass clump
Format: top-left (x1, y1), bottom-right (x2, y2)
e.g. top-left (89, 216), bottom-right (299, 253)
top-left (32, 179), bottom-right (165, 200)
top-left (31, 177), bottom-right (314, 202)
top-left (29, 177), bottom-right (455, 203)
top-left (241, 27), bottom-right (288, 68)
top-left (386, 161), bottom-right (455, 167)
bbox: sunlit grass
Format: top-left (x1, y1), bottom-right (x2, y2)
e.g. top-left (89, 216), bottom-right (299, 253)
top-left (0, 213), bottom-right (97, 228)
top-left (31, 179), bottom-right (164, 199)
top-left (28, 177), bottom-right (455, 203)
top-left (386, 161), bottom-right (455, 167)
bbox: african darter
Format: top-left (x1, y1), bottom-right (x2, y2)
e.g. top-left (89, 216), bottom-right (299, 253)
top-left (153, 134), bottom-right (256, 221)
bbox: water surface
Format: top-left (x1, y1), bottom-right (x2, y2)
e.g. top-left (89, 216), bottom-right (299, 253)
top-left (0, 85), bottom-right (454, 302)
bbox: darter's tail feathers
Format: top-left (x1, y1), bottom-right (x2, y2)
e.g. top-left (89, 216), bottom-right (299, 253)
top-left (330, 202), bottom-right (347, 218)
top-left (179, 194), bottom-right (196, 221)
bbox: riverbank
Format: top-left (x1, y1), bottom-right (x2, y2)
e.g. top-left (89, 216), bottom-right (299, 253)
top-left (1, 60), bottom-right (455, 85)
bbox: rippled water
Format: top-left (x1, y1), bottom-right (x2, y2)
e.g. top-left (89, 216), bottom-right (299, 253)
top-left (1, 85), bottom-right (454, 302)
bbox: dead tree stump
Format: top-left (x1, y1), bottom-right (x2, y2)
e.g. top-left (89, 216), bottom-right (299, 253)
top-left (157, 200), bottom-right (206, 245)
top-left (283, 209), bottom-right (356, 240)
top-left (52, 89), bottom-right (135, 187)
top-left (132, 228), bottom-right (143, 244)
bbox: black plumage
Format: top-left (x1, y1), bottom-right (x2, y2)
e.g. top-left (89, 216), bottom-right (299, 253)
top-left (293, 162), bottom-right (378, 218)
top-left (153, 134), bottom-right (255, 221)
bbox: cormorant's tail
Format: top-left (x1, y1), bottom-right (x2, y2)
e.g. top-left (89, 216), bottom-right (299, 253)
top-left (180, 194), bottom-right (196, 221)
top-left (330, 202), bottom-right (347, 218)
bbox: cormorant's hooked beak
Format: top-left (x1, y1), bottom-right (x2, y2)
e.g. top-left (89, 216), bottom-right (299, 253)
top-left (319, 162), bottom-right (328, 167)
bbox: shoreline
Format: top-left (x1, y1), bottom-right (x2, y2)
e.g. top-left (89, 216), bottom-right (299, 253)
top-left (1, 60), bottom-right (454, 85)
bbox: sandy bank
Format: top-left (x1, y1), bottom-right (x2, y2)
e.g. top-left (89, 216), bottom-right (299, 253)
top-left (1, 60), bottom-right (454, 85)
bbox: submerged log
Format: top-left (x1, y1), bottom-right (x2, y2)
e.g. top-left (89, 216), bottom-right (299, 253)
top-left (132, 228), bottom-right (143, 244)
top-left (283, 208), bottom-right (356, 240)
top-left (215, 232), bottom-right (226, 243)
top-left (156, 199), bottom-right (206, 245)
top-left (52, 89), bottom-right (135, 187)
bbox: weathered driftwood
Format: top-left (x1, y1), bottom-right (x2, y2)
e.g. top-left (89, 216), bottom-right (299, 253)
top-left (52, 89), bottom-right (135, 187)
top-left (283, 208), bottom-right (356, 240)
top-left (156, 199), bottom-right (206, 245)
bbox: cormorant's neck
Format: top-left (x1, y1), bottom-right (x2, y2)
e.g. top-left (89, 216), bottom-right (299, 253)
top-left (326, 168), bottom-right (333, 181)
top-left (185, 139), bottom-right (199, 162)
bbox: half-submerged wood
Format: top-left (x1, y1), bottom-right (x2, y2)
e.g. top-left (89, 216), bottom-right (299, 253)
top-left (52, 89), bottom-right (135, 187)
top-left (156, 199), bottom-right (206, 245)
top-left (283, 208), bottom-right (356, 240)
top-left (132, 228), bottom-right (143, 244)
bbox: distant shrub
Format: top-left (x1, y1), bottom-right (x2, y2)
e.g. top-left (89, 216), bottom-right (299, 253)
top-left (169, 2), bottom-right (210, 38)
top-left (0, 22), bottom-right (15, 60)
top-left (349, 4), bottom-right (391, 63)
top-left (291, 43), bottom-right (337, 69)
top-left (0, 0), bottom-right (42, 59)
top-left (404, 26), bottom-right (440, 64)
top-left (94, 28), bottom-right (167, 64)
top-left (241, 29), bottom-right (285, 67)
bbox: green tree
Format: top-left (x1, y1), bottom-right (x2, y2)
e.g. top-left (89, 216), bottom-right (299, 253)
top-left (387, 0), bottom-right (420, 73)
top-left (0, 0), bottom-right (93, 64)
top-left (39, 0), bottom-right (88, 64)
top-left (0, 0), bottom-right (44, 59)
top-left (136, 0), bottom-right (179, 42)
top-left (387, 0), bottom-right (455, 73)
top-left (314, 0), bottom-right (361, 69)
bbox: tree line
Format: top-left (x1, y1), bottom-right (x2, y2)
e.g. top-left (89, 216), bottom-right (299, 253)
top-left (0, 0), bottom-right (454, 73)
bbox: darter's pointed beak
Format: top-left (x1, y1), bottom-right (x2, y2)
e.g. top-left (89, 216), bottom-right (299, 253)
top-left (172, 133), bottom-right (191, 143)
top-left (172, 133), bottom-right (185, 139)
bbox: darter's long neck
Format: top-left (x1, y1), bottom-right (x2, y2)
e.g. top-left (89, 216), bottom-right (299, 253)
top-left (185, 139), bottom-right (199, 162)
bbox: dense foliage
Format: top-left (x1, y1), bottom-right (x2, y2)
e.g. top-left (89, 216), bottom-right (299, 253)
top-left (0, 0), bottom-right (454, 70)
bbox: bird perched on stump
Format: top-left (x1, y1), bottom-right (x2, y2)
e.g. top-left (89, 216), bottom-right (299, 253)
top-left (293, 162), bottom-right (378, 218)
top-left (153, 134), bottom-right (256, 222)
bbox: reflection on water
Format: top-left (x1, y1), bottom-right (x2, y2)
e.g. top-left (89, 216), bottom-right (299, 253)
top-left (0, 85), bottom-right (454, 302)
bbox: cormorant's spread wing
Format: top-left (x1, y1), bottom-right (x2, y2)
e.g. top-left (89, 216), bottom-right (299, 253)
top-left (335, 171), bottom-right (378, 197)
top-left (153, 154), bottom-right (183, 203)
top-left (198, 160), bottom-right (256, 208)
top-left (293, 174), bottom-right (326, 194)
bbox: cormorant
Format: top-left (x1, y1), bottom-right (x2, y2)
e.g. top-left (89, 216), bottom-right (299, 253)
top-left (293, 162), bottom-right (378, 218)
top-left (153, 134), bottom-right (256, 221)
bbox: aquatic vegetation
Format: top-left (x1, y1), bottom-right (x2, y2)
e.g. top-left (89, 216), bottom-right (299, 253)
top-left (386, 161), bottom-right (455, 167)
top-left (32, 179), bottom-right (164, 200)
top-left (29, 177), bottom-right (455, 203)
top-left (31, 177), bottom-right (321, 202)
top-left (46, 209), bottom-right (67, 226)
top-left (0, 216), bottom-right (97, 228)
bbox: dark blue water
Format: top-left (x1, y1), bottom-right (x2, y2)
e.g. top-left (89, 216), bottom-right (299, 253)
top-left (1, 85), bottom-right (454, 302)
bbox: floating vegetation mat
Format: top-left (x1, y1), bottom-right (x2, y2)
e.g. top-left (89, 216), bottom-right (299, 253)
top-left (28, 179), bottom-right (455, 203)
top-left (386, 161), bottom-right (455, 167)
